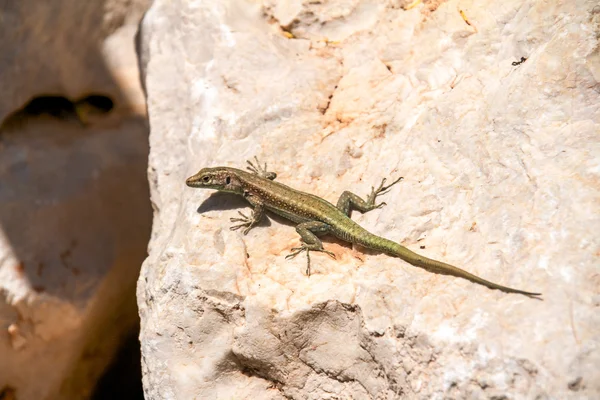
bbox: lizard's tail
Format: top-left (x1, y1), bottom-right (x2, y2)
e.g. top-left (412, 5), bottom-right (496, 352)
top-left (356, 233), bottom-right (541, 296)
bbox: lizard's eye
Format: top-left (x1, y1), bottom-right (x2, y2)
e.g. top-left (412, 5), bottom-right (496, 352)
top-left (225, 176), bottom-right (231, 184)
top-left (202, 176), bottom-right (210, 183)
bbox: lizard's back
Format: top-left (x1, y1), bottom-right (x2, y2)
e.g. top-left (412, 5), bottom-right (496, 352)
top-left (237, 169), bottom-right (365, 240)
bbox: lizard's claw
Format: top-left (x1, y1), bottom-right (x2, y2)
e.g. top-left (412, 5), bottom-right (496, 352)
top-left (246, 157), bottom-right (261, 174)
top-left (230, 211), bottom-right (254, 235)
top-left (230, 211), bottom-right (249, 222)
top-left (367, 176), bottom-right (403, 208)
top-left (246, 156), bottom-right (277, 180)
top-left (285, 244), bottom-right (336, 276)
top-left (323, 249), bottom-right (336, 259)
top-left (285, 247), bottom-right (305, 260)
top-left (285, 245), bottom-right (336, 260)
top-left (380, 176), bottom-right (404, 192)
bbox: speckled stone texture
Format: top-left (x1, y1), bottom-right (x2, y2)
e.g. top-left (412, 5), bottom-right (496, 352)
top-left (138, 1), bottom-right (600, 399)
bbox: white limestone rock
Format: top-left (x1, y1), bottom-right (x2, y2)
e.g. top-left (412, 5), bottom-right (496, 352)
top-left (138, 0), bottom-right (600, 399)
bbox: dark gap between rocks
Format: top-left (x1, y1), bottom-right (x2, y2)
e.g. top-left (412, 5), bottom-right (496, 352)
top-left (91, 330), bottom-right (144, 400)
top-left (2, 94), bottom-right (114, 127)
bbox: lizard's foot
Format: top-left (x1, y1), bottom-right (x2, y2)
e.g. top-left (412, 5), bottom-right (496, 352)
top-left (366, 176), bottom-right (404, 209)
top-left (230, 211), bottom-right (255, 235)
top-left (246, 156), bottom-right (277, 180)
top-left (285, 244), bottom-right (335, 276)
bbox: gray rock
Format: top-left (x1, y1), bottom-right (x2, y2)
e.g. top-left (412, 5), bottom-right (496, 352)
top-left (0, 0), bottom-right (151, 398)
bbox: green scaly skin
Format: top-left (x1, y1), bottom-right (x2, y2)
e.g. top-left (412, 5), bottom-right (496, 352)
top-left (186, 158), bottom-right (541, 297)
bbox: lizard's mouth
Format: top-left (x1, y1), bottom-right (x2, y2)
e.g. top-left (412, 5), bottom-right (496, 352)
top-left (185, 175), bottom-right (204, 188)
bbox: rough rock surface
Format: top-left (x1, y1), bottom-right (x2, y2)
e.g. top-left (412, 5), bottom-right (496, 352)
top-left (138, 0), bottom-right (600, 399)
top-left (0, 1), bottom-right (151, 399)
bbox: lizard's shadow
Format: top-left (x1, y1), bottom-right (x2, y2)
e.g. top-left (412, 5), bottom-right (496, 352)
top-left (197, 192), bottom-right (274, 229)
top-left (197, 192), bottom-right (249, 213)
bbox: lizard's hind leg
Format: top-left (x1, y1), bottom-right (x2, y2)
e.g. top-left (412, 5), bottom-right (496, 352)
top-left (336, 176), bottom-right (403, 216)
top-left (285, 221), bottom-right (335, 276)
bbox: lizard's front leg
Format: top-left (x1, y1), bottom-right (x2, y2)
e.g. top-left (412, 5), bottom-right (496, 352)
top-left (336, 176), bottom-right (403, 216)
top-left (285, 221), bottom-right (335, 276)
top-left (230, 203), bottom-right (265, 235)
top-left (246, 156), bottom-right (277, 180)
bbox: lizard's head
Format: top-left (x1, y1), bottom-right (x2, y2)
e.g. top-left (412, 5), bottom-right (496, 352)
top-left (186, 167), bottom-right (242, 194)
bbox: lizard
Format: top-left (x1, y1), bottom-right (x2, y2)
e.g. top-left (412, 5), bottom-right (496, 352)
top-left (186, 157), bottom-right (541, 296)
